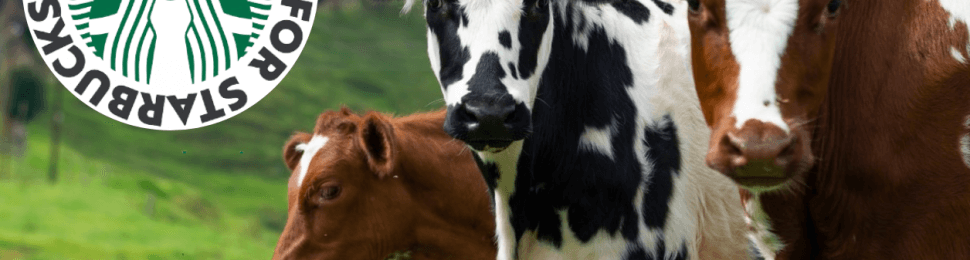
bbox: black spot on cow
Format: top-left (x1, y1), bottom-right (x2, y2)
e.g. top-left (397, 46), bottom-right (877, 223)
top-left (651, 0), bottom-right (675, 15)
top-left (499, 30), bottom-right (512, 49)
top-left (508, 63), bottom-right (519, 79)
top-left (427, 3), bottom-right (472, 90)
top-left (625, 246), bottom-right (649, 260)
top-left (641, 115), bottom-right (681, 229)
top-left (510, 151), bottom-right (564, 251)
top-left (621, 206), bottom-right (640, 241)
top-left (507, 0), bottom-right (642, 249)
top-left (467, 52), bottom-right (507, 95)
top-left (472, 152), bottom-right (499, 192)
top-left (612, 0), bottom-right (650, 24)
top-left (517, 1), bottom-right (551, 79)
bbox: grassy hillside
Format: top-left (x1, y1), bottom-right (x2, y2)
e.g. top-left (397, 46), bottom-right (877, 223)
top-left (0, 3), bottom-right (440, 259)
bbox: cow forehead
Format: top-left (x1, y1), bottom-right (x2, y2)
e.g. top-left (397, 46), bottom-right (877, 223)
top-left (426, 0), bottom-right (553, 107)
top-left (296, 135), bottom-right (330, 187)
top-left (444, 1), bottom-right (528, 36)
top-left (724, 0), bottom-right (798, 132)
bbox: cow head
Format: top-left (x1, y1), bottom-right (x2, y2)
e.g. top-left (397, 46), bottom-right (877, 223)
top-left (273, 108), bottom-right (411, 259)
top-left (686, 0), bottom-right (844, 191)
top-left (404, 0), bottom-right (554, 152)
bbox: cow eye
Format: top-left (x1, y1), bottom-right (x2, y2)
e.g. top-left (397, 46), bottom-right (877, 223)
top-left (826, 0), bottom-right (842, 16)
top-left (687, 0), bottom-right (700, 12)
top-left (427, 0), bottom-right (443, 10)
top-left (319, 185), bottom-right (341, 200)
top-left (534, 0), bottom-right (547, 9)
top-left (524, 0), bottom-right (548, 18)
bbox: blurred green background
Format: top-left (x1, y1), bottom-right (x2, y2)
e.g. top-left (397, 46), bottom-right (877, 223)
top-left (0, 1), bottom-right (441, 259)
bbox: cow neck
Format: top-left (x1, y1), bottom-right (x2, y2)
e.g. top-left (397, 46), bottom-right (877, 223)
top-left (393, 111), bottom-right (495, 248)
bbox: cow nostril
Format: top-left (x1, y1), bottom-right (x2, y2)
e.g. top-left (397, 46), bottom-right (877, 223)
top-left (454, 104), bottom-right (474, 122)
top-left (463, 103), bottom-right (487, 122)
top-left (721, 133), bottom-right (747, 168)
top-left (468, 109), bottom-right (480, 121)
top-left (505, 109), bottom-right (516, 123)
top-left (725, 132), bottom-right (744, 155)
top-left (775, 138), bottom-right (797, 166)
top-left (779, 141), bottom-right (795, 158)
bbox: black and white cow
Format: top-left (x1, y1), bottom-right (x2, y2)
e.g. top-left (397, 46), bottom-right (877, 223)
top-left (403, 0), bottom-right (752, 259)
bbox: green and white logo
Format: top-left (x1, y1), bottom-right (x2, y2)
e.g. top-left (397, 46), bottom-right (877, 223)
top-left (24, 0), bottom-right (317, 130)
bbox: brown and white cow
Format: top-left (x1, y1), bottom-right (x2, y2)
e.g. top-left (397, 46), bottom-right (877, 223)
top-left (273, 108), bottom-right (497, 260)
top-left (686, 0), bottom-right (970, 259)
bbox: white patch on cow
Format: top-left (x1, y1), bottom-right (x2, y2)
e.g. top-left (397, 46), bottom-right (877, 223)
top-left (939, 0), bottom-right (970, 30)
top-left (530, 17), bottom-right (556, 107)
top-left (938, 0), bottom-right (970, 64)
top-left (514, 230), bottom-right (561, 260)
top-left (962, 116), bottom-right (970, 169)
top-left (515, 210), bottom-right (638, 260)
top-left (725, 0), bottom-right (798, 133)
top-left (661, 168), bottom-right (697, 259)
top-left (476, 141), bottom-right (523, 260)
top-left (297, 135), bottom-right (329, 186)
top-left (952, 46), bottom-right (967, 64)
top-left (493, 191), bottom-right (516, 260)
top-left (426, 30), bottom-right (444, 95)
top-left (579, 121), bottom-right (616, 160)
top-left (962, 134), bottom-right (970, 170)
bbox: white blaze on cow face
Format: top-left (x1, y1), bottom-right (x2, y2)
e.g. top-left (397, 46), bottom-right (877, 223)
top-left (420, 0), bottom-right (554, 110)
top-left (295, 135), bottom-right (329, 186)
top-left (725, 0), bottom-right (799, 132)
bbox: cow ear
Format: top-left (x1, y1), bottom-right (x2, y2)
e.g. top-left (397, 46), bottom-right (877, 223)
top-left (359, 113), bottom-right (396, 178)
top-left (283, 132), bottom-right (313, 171)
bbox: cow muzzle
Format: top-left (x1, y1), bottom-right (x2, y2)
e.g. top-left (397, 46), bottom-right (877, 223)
top-left (706, 119), bottom-right (811, 190)
top-left (444, 92), bottom-right (532, 152)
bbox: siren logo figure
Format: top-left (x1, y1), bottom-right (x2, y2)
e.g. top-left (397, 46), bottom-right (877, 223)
top-left (25, 0), bottom-right (316, 130)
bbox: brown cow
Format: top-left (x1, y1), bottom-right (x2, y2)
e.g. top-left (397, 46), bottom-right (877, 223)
top-left (686, 0), bottom-right (970, 259)
top-left (273, 108), bottom-right (497, 260)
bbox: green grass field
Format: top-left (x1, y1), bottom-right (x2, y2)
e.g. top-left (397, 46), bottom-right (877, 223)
top-left (0, 4), bottom-right (440, 259)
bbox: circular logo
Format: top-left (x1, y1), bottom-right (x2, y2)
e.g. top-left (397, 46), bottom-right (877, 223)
top-left (23, 0), bottom-right (317, 130)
